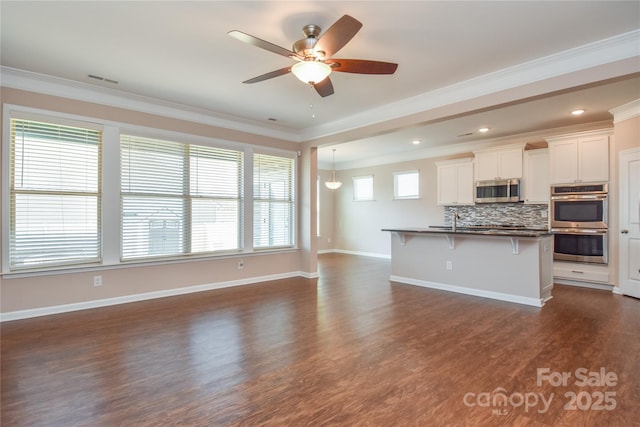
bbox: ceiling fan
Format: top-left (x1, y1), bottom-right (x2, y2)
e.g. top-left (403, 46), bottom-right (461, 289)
top-left (228, 15), bottom-right (398, 97)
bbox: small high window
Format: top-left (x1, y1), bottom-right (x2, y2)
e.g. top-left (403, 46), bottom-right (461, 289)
top-left (353, 175), bottom-right (374, 201)
top-left (394, 170), bottom-right (420, 199)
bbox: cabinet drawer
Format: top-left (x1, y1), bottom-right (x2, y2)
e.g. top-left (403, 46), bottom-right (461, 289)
top-left (554, 264), bottom-right (609, 283)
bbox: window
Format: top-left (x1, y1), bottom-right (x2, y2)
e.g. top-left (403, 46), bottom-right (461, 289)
top-left (353, 175), bottom-right (374, 201)
top-left (253, 153), bottom-right (295, 249)
top-left (9, 118), bottom-right (101, 270)
top-left (121, 135), bottom-right (243, 260)
top-left (317, 175), bottom-right (321, 237)
top-left (394, 170), bottom-right (420, 199)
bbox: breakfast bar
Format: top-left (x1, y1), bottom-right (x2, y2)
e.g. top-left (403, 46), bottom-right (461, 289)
top-left (382, 227), bottom-right (554, 307)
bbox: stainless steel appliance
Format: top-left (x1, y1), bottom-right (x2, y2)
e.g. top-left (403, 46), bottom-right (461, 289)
top-left (550, 183), bottom-right (607, 228)
top-left (550, 183), bottom-right (608, 264)
top-left (551, 228), bottom-right (608, 264)
top-left (475, 179), bottom-right (522, 203)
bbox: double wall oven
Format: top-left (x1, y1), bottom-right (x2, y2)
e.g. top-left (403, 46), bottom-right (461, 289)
top-left (550, 183), bottom-right (608, 264)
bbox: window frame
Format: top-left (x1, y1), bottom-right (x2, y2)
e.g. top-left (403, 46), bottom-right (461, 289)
top-left (393, 170), bottom-right (420, 200)
top-left (253, 151), bottom-right (296, 250)
top-left (5, 113), bottom-right (103, 272)
top-left (2, 105), bottom-right (299, 276)
top-left (352, 175), bottom-right (374, 202)
top-left (120, 134), bottom-right (245, 262)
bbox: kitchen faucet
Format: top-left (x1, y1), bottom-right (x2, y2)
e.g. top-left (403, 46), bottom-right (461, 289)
top-left (452, 210), bottom-right (460, 232)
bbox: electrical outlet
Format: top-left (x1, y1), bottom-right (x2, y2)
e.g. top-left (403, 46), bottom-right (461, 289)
top-left (237, 260), bottom-right (244, 269)
top-left (93, 275), bottom-right (102, 287)
top-left (446, 261), bottom-right (453, 271)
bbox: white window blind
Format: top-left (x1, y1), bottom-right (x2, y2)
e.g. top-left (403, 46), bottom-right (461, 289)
top-left (9, 118), bottom-right (102, 270)
top-left (394, 170), bottom-right (420, 199)
top-left (253, 153), bottom-right (295, 249)
top-left (121, 135), bottom-right (243, 260)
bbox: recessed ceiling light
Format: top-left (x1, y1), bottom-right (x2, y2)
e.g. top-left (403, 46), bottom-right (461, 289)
top-left (478, 127), bottom-right (490, 133)
top-left (571, 109), bottom-right (585, 116)
top-left (412, 139), bottom-right (421, 145)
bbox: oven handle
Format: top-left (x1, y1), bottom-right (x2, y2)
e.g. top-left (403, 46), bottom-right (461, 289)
top-left (550, 228), bottom-right (608, 235)
top-left (550, 194), bottom-right (607, 201)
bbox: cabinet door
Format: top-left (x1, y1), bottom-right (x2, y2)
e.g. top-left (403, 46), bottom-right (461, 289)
top-left (457, 162), bottom-right (475, 204)
top-left (499, 148), bottom-right (523, 179)
top-left (523, 149), bottom-right (549, 203)
top-left (549, 139), bottom-right (578, 184)
top-left (474, 152), bottom-right (499, 181)
top-left (437, 164), bottom-right (458, 205)
top-left (578, 135), bottom-right (609, 182)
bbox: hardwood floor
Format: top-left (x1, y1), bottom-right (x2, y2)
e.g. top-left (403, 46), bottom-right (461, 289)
top-left (2, 253), bottom-right (639, 426)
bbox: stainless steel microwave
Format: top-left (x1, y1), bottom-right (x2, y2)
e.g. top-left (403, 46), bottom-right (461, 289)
top-left (475, 179), bottom-right (522, 203)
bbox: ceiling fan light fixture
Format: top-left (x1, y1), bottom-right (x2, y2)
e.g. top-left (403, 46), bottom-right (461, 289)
top-left (292, 61), bottom-right (331, 84)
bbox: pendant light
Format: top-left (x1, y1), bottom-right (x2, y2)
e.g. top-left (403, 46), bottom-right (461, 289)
top-left (325, 149), bottom-right (342, 190)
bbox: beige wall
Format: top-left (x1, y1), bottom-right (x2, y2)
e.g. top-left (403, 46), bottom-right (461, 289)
top-left (2, 85), bottom-right (636, 316)
top-left (0, 87), bottom-right (312, 316)
top-left (317, 169), bottom-right (337, 252)
top-left (333, 157), bottom-right (447, 256)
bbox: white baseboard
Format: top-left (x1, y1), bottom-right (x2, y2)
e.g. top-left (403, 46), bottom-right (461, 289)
top-left (390, 275), bottom-right (544, 307)
top-left (1, 271), bottom-right (315, 322)
top-left (332, 249), bottom-right (391, 259)
top-left (554, 278), bottom-right (614, 291)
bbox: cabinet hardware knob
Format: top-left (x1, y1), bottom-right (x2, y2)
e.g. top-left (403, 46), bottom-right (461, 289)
top-left (621, 229), bottom-right (629, 234)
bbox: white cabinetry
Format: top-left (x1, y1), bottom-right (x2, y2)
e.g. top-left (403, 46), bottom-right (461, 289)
top-left (436, 158), bottom-right (474, 205)
top-left (473, 144), bottom-right (524, 181)
top-left (523, 148), bottom-right (549, 204)
top-left (554, 261), bottom-right (610, 287)
top-left (546, 131), bottom-right (611, 184)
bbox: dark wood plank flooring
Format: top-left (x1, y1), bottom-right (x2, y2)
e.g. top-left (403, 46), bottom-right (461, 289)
top-left (2, 253), bottom-right (639, 426)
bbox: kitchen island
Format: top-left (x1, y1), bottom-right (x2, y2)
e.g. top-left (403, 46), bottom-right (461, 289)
top-left (382, 227), bottom-right (553, 307)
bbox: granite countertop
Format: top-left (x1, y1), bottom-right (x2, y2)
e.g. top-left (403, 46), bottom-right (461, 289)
top-left (382, 226), bottom-right (552, 238)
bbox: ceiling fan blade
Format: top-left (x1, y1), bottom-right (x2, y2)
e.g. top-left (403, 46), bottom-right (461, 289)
top-left (228, 30), bottom-right (301, 60)
top-left (243, 67), bottom-right (291, 84)
top-left (329, 59), bottom-right (398, 74)
top-left (314, 15), bottom-right (362, 58)
top-left (314, 77), bottom-right (334, 97)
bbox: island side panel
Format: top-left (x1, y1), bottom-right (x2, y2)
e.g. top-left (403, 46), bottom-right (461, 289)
top-left (388, 233), bottom-right (552, 306)
top-left (538, 235), bottom-right (554, 302)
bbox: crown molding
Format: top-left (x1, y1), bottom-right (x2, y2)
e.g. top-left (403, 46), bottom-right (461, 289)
top-left (2, 30), bottom-right (638, 146)
top-left (0, 66), bottom-right (301, 142)
top-left (609, 99), bottom-right (640, 123)
top-left (302, 29), bottom-right (640, 142)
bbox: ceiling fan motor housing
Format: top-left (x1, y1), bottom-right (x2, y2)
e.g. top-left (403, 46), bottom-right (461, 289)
top-left (293, 24), bottom-right (322, 59)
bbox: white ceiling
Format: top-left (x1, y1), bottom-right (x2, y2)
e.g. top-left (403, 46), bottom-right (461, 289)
top-left (1, 1), bottom-right (639, 168)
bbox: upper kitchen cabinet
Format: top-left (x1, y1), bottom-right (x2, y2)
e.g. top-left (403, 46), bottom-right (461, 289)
top-left (523, 148), bottom-right (549, 204)
top-left (546, 130), bottom-right (611, 184)
top-left (436, 158), bottom-right (474, 205)
top-left (473, 144), bottom-right (525, 181)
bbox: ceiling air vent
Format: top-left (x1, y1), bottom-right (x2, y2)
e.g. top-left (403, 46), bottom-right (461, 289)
top-left (88, 74), bottom-right (118, 84)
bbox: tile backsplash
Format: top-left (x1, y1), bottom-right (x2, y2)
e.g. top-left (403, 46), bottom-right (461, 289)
top-left (444, 203), bottom-right (549, 229)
